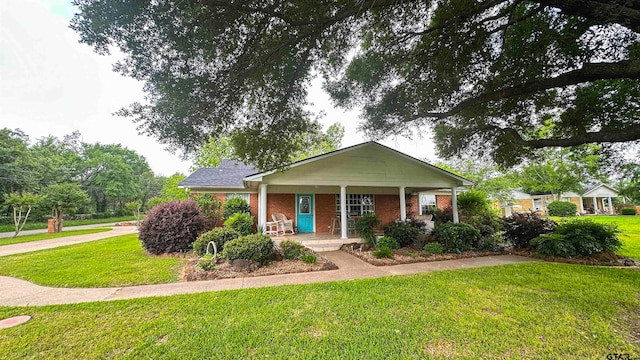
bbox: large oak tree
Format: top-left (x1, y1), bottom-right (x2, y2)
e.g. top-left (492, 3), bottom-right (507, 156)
top-left (72, 0), bottom-right (640, 167)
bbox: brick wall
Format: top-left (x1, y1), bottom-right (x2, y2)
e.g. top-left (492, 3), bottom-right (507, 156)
top-left (375, 194), bottom-right (401, 227)
top-left (407, 194), bottom-right (419, 218)
top-left (266, 193), bottom-right (296, 225)
top-left (436, 195), bottom-right (452, 209)
top-left (315, 194), bottom-right (336, 233)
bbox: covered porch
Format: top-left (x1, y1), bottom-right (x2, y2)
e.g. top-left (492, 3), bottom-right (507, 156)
top-left (271, 232), bottom-right (364, 252)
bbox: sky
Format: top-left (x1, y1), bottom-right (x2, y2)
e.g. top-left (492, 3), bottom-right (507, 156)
top-left (0, 0), bottom-right (438, 177)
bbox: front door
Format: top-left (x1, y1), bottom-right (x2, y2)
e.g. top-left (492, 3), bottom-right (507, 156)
top-left (296, 194), bottom-right (314, 233)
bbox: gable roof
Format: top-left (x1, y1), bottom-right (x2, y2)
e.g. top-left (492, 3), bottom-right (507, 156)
top-left (178, 159), bottom-right (257, 188)
top-left (582, 183), bottom-right (618, 197)
top-left (244, 141), bottom-right (473, 186)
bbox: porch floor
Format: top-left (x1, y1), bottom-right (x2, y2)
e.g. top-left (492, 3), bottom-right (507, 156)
top-left (271, 232), bottom-right (362, 252)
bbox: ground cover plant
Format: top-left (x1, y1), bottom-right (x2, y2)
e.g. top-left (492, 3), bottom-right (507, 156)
top-left (0, 228), bottom-right (110, 247)
top-left (0, 234), bottom-right (186, 287)
top-left (0, 216), bottom-right (136, 233)
top-left (0, 263), bottom-right (638, 359)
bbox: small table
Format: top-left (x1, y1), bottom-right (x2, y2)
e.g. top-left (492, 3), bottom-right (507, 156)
top-left (265, 221), bottom-right (280, 236)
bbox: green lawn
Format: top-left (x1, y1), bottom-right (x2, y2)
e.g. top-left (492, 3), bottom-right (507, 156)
top-left (0, 234), bottom-right (185, 287)
top-left (551, 215), bottom-right (640, 260)
top-left (0, 228), bottom-right (111, 247)
top-left (0, 263), bottom-right (638, 359)
top-left (0, 216), bottom-right (136, 233)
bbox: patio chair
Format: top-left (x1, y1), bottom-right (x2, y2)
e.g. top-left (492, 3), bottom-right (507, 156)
top-left (272, 213), bottom-right (295, 235)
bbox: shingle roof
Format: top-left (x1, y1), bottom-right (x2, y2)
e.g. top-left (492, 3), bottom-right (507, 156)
top-left (179, 159), bottom-right (257, 188)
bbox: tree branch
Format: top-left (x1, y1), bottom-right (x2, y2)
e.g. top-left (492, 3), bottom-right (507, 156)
top-left (537, 0), bottom-right (640, 33)
top-left (499, 123), bottom-right (640, 147)
top-left (421, 59), bottom-right (640, 119)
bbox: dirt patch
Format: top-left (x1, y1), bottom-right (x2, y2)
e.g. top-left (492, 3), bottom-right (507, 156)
top-left (182, 253), bottom-right (338, 281)
top-left (341, 243), bottom-right (504, 266)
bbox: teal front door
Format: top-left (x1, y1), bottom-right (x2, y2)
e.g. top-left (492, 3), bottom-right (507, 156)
top-left (296, 194), bottom-right (314, 233)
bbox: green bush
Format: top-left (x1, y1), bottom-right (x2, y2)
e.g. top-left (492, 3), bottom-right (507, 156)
top-left (457, 190), bottom-right (492, 220)
top-left (376, 236), bottom-right (400, 250)
top-left (301, 254), bottom-right (317, 264)
top-left (555, 219), bottom-right (621, 256)
top-left (193, 227), bottom-right (241, 256)
top-left (355, 214), bottom-right (381, 245)
top-left (383, 221), bottom-right (420, 247)
top-left (223, 212), bottom-right (255, 236)
top-left (502, 213), bottom-right (556, 248)
top-left (279, 239), bottom-right (305, 260)
top-left (372, 247), bottom-right (394, 259)
top-left (194, 194), bottom-right (222, 230)
top-left (547, 201), bottom-right (577, 217)
top-left (531, 233), bottom-right (575, 258)
top-left (197, 258), bottom-right (215, 271)
top-left (467, 212), bottom-right (502, 248)
top-left (223, 197), bottom-right (251, 219)
top-left (433, 206), bottom-right (453, 224)
top-left (621, 208), bottom-right (637, 215)
top-left (222, 234), bottom-right (275, 265)
top-left (423, 242), bottom-right (444, 254)
top-left (433, 222), bottom-right (481, 254)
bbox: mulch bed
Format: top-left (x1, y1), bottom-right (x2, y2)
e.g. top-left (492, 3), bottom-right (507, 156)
top-left (340, 243), bottom-right (504, 266)
top-left (182, 253), bottom-right (338, 281)
top-left (341, 243), bottom-right (640, 268)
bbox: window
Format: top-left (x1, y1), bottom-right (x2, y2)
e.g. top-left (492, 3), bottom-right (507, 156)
top-left (226, 193), bottom-right (250, 204)
top-left (335, 194), bottom-right (375, 215)
top-left (419, 194), bottom-right (437, 215)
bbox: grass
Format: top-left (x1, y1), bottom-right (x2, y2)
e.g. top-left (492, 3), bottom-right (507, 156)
top-left (0, 228), bottom-right (111, 247)
top-left (0, 216), bottom-right (136, 233)
top-left (551, 215), bottom-right (640, 260)
top-left (0, 263), bottom-right (638, 359)
top-left (0, 234), bottom-right (186, 287)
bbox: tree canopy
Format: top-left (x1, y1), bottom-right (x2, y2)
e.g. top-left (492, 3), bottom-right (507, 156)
top-left (72, 0), bottom-right (640, 166)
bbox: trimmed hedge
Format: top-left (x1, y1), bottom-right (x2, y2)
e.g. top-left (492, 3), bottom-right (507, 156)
top-left (222, 234), bottom-right (275, 265)
top-left (223, 212), bottom-right (255, 236)
top-left (383, 221), bottom-right (420, 247)
top-left (621, 208), bottom-right (637, 215)
top-left (432, 222), bottom-right (480, 254)
top-left (193, 227), bottom-right (241, 256)
top-left (279, 239), bottom-right (305, 259)
top-left (547, 201), bottom-right (577, 217)
top-left (138, 200), bottom-right (205, 255)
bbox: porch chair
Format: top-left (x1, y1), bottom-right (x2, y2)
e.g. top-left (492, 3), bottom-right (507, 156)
top-left (272, 213), bottom-right (295, 235)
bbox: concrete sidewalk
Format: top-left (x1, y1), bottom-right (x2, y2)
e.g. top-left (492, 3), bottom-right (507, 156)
top-left (0, 222), bottom-right (123, 238)
top-left (0, 252), bottom-right (537, 306)
top-left (0, 226), bottom-right (138, 257)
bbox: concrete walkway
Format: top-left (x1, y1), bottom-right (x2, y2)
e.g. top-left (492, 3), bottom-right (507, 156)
top-left (0, 252), bottom-right (537, 307)
top-left (0, 222), bottom-right (123, 238)
top-left (0, 226), bottom-right (138, 257)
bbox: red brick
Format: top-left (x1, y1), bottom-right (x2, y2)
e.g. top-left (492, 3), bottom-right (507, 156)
top-left (266, 194), bottom-right (296, 226)
top-left (436, 195), bottom-right (452, 209)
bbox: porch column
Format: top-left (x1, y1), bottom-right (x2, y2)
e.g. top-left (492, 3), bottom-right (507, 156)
top-left (608, 197), bottom-right (613, 214)
top-left (399, 186), bottom-right (407, 221)
top-left (258, 184), bottom-right (267, 232)
top-left (340, 185), bottom-right (348, 240)
top-left (451, 187), bottom-right (459, 223)
top-left (593, 197), bottom-right (598, 213)
top-left (579, 196), bottom-right (584, 214)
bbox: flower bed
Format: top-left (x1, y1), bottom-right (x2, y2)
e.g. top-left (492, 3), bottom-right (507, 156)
top-left (182, 252), bottom-right (338, 281)
top-left (340, 243), bottom-right (504, 266)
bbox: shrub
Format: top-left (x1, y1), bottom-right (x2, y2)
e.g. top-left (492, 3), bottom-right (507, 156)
top-left (223, 212), bottom-right (255, 236)
top-left (194, 194), bottom-right (223, 230)
top-left (457, 190), bottom-right (491, 220)
top-left (432, 222), bottom-right (480, 254)
top-left (193, 227), bottom-right (241, 256)
top-left (383, 221), bottom-right (421, 247)
top-left (554, 219), bottom-right (621, 256)
top-left (222, 234), bottom-right (275, 265)
top-left (223, 197), bottom-right (251, 219)
top-left (376, 236), bottom-right (400, 250)
top-left (355, 213), bottom-right (381, 245)
top-left (301, 254), bottom-right (317, 264)
top-left (138, 200), bottom-right (205, 255)
top-left (197, 258), bottom-right (215, 271)
top-left (433, 206), bottom-right (453, 224)
top-left (423, 242), bottom-right (444, 254)
top-left (467, 212), bottom-right (502, 248)
top-left (621, 208), bottom-right (637, 215)
top-left (502, 213), bottom-right (556, 248)
top-left (279, 239), bottom-right (305, 260)
top-left (372, 247), bottom-right (394, 259)
top-left (547, 201), bottom-right (577, 217)
top-left (531, 233), bottom-right (575, 258)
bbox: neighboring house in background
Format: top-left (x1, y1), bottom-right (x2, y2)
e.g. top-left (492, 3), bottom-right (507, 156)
top-left (497, 183), bottom-right (619, 216)
top-left (179, 142), bottom-right (472, 239)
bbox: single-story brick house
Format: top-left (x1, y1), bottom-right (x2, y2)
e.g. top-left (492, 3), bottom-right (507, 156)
top-left (179, 142), bottom-right (472, 239)
top-left (498, 183), bottom-right (619, 216)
